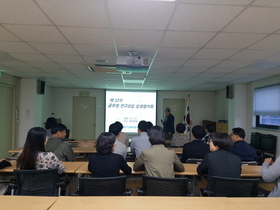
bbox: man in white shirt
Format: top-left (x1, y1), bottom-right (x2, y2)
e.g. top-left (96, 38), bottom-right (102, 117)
top-left (109, 123), bottom-right (127, 159)
top-left (131, 121), bottom-right (151, 158)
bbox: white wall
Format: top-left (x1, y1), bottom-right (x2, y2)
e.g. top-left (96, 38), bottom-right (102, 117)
top-left (246, 75), bottom-right (280, 157)
top-left (41, 85), bottom-right (54, 127)
top-left (51, 88), bottom-right (105, 138)
top-left (157, 91), bottom-right (217, 127)
top-left (215, 89), bottom-right (228, 122)
top-left (18, 78), bottom-right (44, 146)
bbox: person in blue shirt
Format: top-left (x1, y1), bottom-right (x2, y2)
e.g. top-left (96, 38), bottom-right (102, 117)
top-left (229, 127), bottom-right (257, 161)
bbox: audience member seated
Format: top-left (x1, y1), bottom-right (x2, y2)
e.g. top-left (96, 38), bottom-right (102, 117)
top-left (88, 132), bottom-right (132, 177)
top-left (130, 120), bottom-right (151, 158)
top-left (202, 124), bottom-right (215, 144)
top-left (17, 127), bottom-right (65, 174)
top-left (45, 123), bottom-right (76, 161)
top-left (133, 126), bottom-right (184, 178)
top-left (229, 127), bottom-right (257, 161)
top-left (146, 121), bottom-right (153, 132)
top-left (171, 123), bottom-right (190, 147)
top-left (197, 132), bottom-right (241, 192)
top-left (0, 159), bottom-right (11, 169)
top-left (44, 117), bottom-right (56, 138)
top-left (109, 123), bottom-right (127, 159)
top-left (115, 121), bottom-right (129, 147)
top-left (262, 157), bottom-right (280, 197)
top-left (181, 125), bottom-right (210, 163)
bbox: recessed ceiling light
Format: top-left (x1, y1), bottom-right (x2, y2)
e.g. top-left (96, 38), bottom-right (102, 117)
top-left (95, 59), bottom-right (108, 64)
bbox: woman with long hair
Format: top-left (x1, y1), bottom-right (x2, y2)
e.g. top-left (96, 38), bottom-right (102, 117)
top-left (16, 127), bottom-right (65, 174)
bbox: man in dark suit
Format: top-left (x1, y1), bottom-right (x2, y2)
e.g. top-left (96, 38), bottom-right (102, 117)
top-left (181, 125), bottom-right (210, 163)
top-left (162, 107), bottom-right (175, 140)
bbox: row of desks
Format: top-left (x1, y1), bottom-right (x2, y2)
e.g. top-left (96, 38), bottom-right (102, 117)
top-left (8, 147), bottom-right (183, 154)
top-left (0, 161), bottom-right (262, 177)
top-left (1, 196), bottom-right (280, 210)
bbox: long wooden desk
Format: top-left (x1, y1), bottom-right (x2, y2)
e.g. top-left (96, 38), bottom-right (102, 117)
top-left (8, 147), bottom-right (183, 154)
top-left (0, 161), bottom-right (85, 174)
top-left (50, 196), bottom-right (240, 210)
top-left (0, 195), bottom-right (58, 210)
top-left (228, 198), bottom-right (280, 210)
top-left (75, 161), bottom-right (262, 177)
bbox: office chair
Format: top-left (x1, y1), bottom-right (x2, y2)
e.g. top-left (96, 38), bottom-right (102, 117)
top-left (76, 176), bottom-right (132, 196)
top-left (11, 169), bottom-right (65, 196)
top-left (211, 176), bottom-right (260, 197)
top-left (250, 132), bottom-right (262, 149)
top-left (260, 134), bottom-right (277, 162)
top-left (136, 175), bottom-right (189, 196)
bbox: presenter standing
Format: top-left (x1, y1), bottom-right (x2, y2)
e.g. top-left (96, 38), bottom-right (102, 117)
top-left (162, 107), bottom-right (175, 140)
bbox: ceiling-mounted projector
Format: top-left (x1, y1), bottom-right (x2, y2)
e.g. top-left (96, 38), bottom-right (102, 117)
top-left (116, 56), bottom-right (149, 73)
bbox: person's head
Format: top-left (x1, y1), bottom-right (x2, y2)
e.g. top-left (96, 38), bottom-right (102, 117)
top-left (192, 125), bottom-right (206, 139)
top-left (165, 107), bottom-right (171, 115)
top-left (45, 117), bottom-right (56, 129)
top-left (148, 126), bottom-right (165, 145)
top-left (231, 127), bottom-right (245, 142)
top-left (109, 123), bottom-right (122, 137)
top-left (209, 132), bottom-right (233, 152)
top-left (138, 120), bottom-right (148, 133)
top-left (206, 124), bottom-right (215, 133)
top-left (176, 123), bottom-right (186, 134)
top-left (17, 127), bottom-right (47, 169)
top-left (115, 121), bottom-right (123, 131)
top-left (146, 121), bottom-right (153, 131)
top-left (51, 123), bottom-right (67, 138)
top-left (96, 132), bottom-right (116, 154)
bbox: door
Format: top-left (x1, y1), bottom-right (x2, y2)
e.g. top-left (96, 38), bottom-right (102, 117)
top-left (0, 85), bottom-right (14, 158)
top-left (72, 97), bottom-right (96, 139)
top-left (163, 99), bottom-right (185, 131)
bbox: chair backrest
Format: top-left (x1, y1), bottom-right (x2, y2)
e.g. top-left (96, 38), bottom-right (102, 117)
top-left (250, 132), bottom-right (262, 149)
top-left (212, 176), bottom-right (259, 197)
top-left (186, 158), bottom-right (203, 164)
top-left (78, 176), bottom-right (127, 196)
top-left (13, 169), bottom-right (59, 196)
top-left (260, 134), bottom-right (277, 151)
top-left (241, 161), bottom-right (257, 165)
top-left (141, 175), bottom-right (188, 196)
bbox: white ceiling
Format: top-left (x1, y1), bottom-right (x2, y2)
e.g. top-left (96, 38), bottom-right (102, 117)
top-left (0, 0), bottom-right (280, 91)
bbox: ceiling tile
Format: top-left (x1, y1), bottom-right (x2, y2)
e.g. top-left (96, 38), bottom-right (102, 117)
top-left (169, 4), bottom-right (244, 31)
top-left (214, 60), bottom-right (254, 68)
top-left (60, 27), bottom-right (113, 45)
top-left (193, 49), bottom-right (239, 59)
top-left (46, 55), bottom-right (85, 63)
top-left (74, 45), bottom-right (116, 57)
top-left (181, 0), bottom-right (252, 5)
top-left (229, 50), bottom-right (279, 60)
top-left (0, 42), bottom-right (38, 53)
top-left (161, 32), bottom-right (216, 48)
top-left (157, 48), bottom-right (198, 59)
top-left (27, 62), bottom-right (61, 69)
top-left (36, 0), bottom-right (109, 27)
top-left (30, 43), bottom-right (78, 55)
top-left (205, 67), bottom-right (238, 73)
top-left (0, 0), bottom-right (51, 24)
top-left (108, 1), bottom-right (174, 30)
top-left (4, 25), bottom-right (67, 43)
top-left (177, 67), bottom-right (207, 73)
top-left (253, 0), bottom-right (280, 7)
top-left (153, 59), bottom-right (186, 67)
top-left (184, 59), bottom-right (222, 67)
top-left (224, 7), bottom-right (280, 33)
top-left (205, 33), bottom-right (266, 49)
top-left (0, 26), bottom-right (21, 41)
top-left (248, 35), bottom-right (280, 50)
top-left (8, 53), bottom-right (52, 62)
top-left (114, 29), bottom-right (164, 48)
